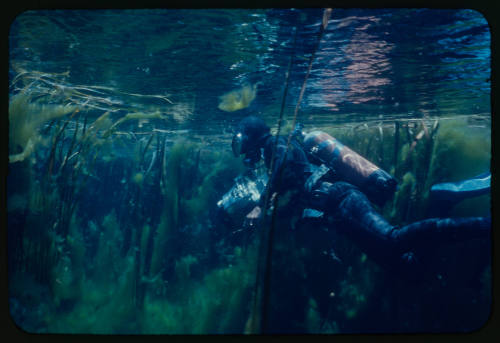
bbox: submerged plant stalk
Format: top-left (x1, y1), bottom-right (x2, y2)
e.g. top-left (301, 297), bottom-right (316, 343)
top-left (393, 121), bottom-right (400, 178)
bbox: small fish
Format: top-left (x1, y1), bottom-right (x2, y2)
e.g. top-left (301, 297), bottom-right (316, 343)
top-left (218, 83), bottom-right (259, 112)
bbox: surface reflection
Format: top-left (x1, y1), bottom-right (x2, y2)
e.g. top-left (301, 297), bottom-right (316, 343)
top-left (311, 15), bottom-right (394, 111)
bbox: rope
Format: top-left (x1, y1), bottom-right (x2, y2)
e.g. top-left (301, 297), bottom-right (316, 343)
top-left (286, 8), bottom-right (332, 149)
top-left (248, 8), bottom-right (333, 334)
top-left (248, 25), bottom-right (298, 334)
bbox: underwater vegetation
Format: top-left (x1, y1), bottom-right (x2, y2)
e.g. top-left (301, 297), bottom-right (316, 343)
top-left (8, 92), bottom-right (77, 163)
top-left (7, 77), bottom-right (491, 334)
top-left (8, 83), bottom-right (253, 333)
top-left (326, 116), bottom-right (491, 222)
top-left (6, 6), bottom-right (492, 334)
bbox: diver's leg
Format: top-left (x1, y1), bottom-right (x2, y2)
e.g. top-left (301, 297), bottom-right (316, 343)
top-left (315, 181), bottom-right (491, 268)
top-left (313, 182), bottom-right (400, 265)
top-left (391, 216), bottom-right (491, 281)
top-left (392, 217), bottom-right (491, 253)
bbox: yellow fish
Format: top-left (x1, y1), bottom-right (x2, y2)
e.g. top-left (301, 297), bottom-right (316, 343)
top-left (218, 83), bottom-right (259, 112)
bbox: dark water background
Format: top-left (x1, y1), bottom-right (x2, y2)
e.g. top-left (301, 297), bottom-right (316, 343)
top-left (7, 8), bottom-right (491, 334)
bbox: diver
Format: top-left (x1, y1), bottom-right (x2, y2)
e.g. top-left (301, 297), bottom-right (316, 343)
top-left (228, 115), bottom-right (491, 277)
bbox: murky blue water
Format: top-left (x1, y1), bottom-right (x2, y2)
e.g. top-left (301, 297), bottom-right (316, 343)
top-left (9, 9), bottom-right (490, 137)
top-left (8, 9), bottom-right (491, 334)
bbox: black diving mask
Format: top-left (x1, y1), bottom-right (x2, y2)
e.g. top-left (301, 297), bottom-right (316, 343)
top-left (232, 131), bottom-right (262, 168)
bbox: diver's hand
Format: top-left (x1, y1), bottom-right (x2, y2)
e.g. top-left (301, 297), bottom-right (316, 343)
top-left (244, 206), bottom-right (262, 227)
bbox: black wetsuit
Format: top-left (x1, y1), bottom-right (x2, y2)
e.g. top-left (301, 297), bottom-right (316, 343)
top-left (255, 134), bottom-right (491, 276)
top-left (260, 134), bottom-right (311, 203)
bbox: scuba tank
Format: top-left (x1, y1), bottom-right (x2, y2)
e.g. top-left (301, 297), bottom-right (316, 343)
top-left (298, 128), bottom-right (397, 206)
top-left (218, 125), bottom-right (397, 224)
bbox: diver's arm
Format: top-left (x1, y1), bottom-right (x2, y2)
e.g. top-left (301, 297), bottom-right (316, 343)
top-left (259, 142), bottom-right (287, 208)
top-left (246, 141), bottom-right (287, 221)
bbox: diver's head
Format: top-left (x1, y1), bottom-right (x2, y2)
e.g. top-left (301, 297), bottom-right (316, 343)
top-left (232, 116), bottom-right (270, 165)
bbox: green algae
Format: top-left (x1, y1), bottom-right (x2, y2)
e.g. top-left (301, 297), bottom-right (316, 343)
top-left (7, 96), bottom-right (491, 334)
top-left (9, 91), bottom-right (77, 163)
top-left (141, 244), bottom-right (256, 334)
top-left (305, 298), bottom-right (322, 332)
